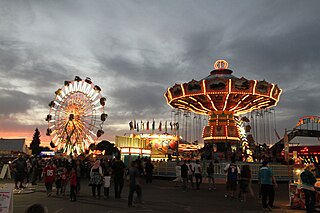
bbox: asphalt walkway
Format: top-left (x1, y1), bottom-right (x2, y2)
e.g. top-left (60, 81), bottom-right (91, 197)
top-left (3, 178), bottom-right (306, 213)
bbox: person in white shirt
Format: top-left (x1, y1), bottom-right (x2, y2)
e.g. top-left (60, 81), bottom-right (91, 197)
top-left (175, 162), bottom-right (182, 187)
top-left (187, 160), bottom-right (195, 188)
top-left (194, 160), bottom-right (202, 190)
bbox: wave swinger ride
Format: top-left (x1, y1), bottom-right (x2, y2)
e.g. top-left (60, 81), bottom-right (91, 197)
top-left (164, 60), bottom-right (282, 155)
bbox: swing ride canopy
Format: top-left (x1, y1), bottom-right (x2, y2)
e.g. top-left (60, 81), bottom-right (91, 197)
top-left (164, 60), bottom-right (282, 142)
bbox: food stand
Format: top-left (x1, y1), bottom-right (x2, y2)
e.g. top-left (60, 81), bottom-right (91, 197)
top-left (115, 135), bottom-right (151, 166)
top-left (115, 134), bottom-right (201, 164)
top-left (289, 160), bottom-right (320, 209)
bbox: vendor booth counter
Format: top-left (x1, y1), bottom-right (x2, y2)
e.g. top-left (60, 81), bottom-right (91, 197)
top-left (289, 182), bottom-right (320, 209)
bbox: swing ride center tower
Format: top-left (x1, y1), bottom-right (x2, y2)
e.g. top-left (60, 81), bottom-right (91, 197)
top-left (164, 60), bottom-right (282, 152)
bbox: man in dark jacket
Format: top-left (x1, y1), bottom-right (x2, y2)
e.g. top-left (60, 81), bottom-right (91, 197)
top-left (181, 160), bottom-right (189, 192)
top-left (128, 161), bottom-right (142, 207)
top-left (301, 165), bottom-right (317, 212)
top-left (12, 154), bottom-right (27, 189)
top-left (112, 155), bottom-right (125, 199)
top-left (145, 158), bottom-right (154, 183)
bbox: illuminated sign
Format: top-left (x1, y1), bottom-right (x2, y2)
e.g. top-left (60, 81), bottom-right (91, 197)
top-left (120, 148), bottom-right (151, 155)
top-left (40, 151), bottom-right (55, 156)
top-left (296, 116), bottom-right (320, 127)
top-left (120, 148), bottom-right (130, 153)
top-left (300, 147), bottom-right (309, 153)
top-left (130, 148), bottom-right (141, 154)
top-left (141, 149), bottom-right (151, 154)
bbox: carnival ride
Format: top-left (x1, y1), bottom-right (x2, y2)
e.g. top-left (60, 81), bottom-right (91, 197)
top-left (46, 76), bottom-right (107, 155)
top-left (271, 115), bottom-right (320, 162)
top-left (164, 60), bottom-right (282, 157)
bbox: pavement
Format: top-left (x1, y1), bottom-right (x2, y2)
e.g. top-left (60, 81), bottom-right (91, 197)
top-left (1, 178), bottom-right (307, 213)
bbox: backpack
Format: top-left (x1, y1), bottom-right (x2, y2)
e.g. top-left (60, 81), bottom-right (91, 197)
top-left (207, 165), bottom-right (214, 175)
top-left (227, 163), bottom-right (238, 180)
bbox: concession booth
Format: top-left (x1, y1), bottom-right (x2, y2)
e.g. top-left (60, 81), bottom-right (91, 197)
top-left (289, 146), bottom-right (320, 209)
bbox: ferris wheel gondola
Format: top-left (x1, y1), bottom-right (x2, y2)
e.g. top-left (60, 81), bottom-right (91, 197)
top-left (46, 76), bottom-right (107, 155)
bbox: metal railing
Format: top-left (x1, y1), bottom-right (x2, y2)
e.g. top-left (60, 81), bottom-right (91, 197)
top-left (153, 161), bottom-right (293, 181)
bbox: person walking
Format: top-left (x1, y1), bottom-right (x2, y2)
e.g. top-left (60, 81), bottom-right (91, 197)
top-left (26, 157), bottom-right (32, 184)
top-left (89, 160), bottom-right (103, 198)
top-left (112, 155), bottom-right (125, 199)
top-left (239, 165), bottom-right (251, 202)
top-left (181, 160), bottom-right (189, 192)
top-left (55, 166), bottom-right (63, 196)
top-left (74, 159), bottom-right (84, 195)
top-left (103, 160), bottom-right (111, 198)
top-left (43, 160), bottom-right (56, 197)
top-left (258, 161), bottom-right (277, 211)
top-left (194, 160), bottom-right (202, 190)
top-left (31, 156), bottom-right (39, 186)
top-left (187, 160), bottom-right (195, 188)
top-left (207, 162), bottom-right (216, 190)
top-left (300, 165), bottom-right (317, 212)
top-left (11, 154), bottom-right (27, 189)
top-left (224, 158), bottom-right (240, 198)
top-left (145, 158), bottom-right (154, 184)
top-left (69, 168), bottom-right (77, 202)
top-left (128, 160), bottom-right (142, 207)
top-left (175, 162), bottom-right (182, 187)
top-left (60, 167), bottom-right (68, 196)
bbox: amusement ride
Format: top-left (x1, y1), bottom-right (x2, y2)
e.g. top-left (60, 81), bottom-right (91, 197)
top-left (46, 76), bottom-right (107, 155)
top-left (165, 60), bottom-right (282, 160)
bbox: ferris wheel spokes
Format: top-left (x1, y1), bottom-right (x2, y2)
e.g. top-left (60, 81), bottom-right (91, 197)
top-left (46, 76), bottom-right (107, 155)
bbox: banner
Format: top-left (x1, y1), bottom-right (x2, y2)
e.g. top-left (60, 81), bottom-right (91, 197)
top-left (0, 165), bottom-right (11, 179)
top-left (284, 128), bottom-right (289, 162)
top-left (0, 184), bottom-right (13, 213)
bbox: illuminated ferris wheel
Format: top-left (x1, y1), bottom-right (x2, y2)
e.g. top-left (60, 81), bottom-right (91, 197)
top-left (46, 76), bottom-right (107, 155)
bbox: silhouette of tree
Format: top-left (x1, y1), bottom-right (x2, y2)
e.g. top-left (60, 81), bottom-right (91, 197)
top-left (88, 143), bottom-right (96, 151)
top-left (30, 128), bottom-right (41, 155)
top-left (96, 140), bottom-right (119, 156)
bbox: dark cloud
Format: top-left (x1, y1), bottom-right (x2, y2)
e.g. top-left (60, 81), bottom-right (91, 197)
top-left (108, 84), bottom-right (167, 118)
top-left (0, 89), bottom-right (33, 115)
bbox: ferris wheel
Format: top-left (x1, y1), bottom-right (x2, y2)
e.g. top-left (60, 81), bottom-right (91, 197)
top-left (46, 76), bottom-right (107, 155)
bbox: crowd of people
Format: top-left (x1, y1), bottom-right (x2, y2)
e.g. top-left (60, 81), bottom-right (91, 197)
top-left (175, 158), bottom-right (254, 199)
top-left (10, 154), bottom-right (154, 208)
top-left (174, 157), bottom-right (281, 212)
top-left (11, 153), bottom-right (320, 212)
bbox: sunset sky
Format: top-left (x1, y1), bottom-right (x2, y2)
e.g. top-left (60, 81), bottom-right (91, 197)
top-left (1, 1), bottom-right (320, 147)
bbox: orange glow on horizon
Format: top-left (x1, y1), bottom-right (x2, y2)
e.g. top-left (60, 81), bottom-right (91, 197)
top-left (0, 132), bottom-right (51, 147)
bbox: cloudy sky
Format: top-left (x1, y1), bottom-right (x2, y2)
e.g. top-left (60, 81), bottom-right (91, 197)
top-left (1, 0), bottom-right (320, 146)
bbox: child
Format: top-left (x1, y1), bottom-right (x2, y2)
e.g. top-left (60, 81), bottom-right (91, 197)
top-left (103, 175), bottom-right (111, 198)
top-left (55, 167), bottom-right (63, 195)
top-left (103, 161), bottom-right (111, 198)
top-left (207, 162), bottom-right (216, 190)
top-left (69, 168), bottom-right (77, 202)
top-left (61, 167), bottom-right (68, 196)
